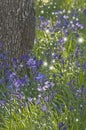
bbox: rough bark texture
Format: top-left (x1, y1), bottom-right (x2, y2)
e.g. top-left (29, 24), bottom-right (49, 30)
top-left (0, 0), bottom-right (35, 60)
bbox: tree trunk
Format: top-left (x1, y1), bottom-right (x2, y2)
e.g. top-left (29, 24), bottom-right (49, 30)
top-left (0, 0), bottom-right (35, 60)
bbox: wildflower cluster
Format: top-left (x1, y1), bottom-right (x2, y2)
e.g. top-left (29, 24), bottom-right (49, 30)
top-left (0, 43), bottom-right (57, 112)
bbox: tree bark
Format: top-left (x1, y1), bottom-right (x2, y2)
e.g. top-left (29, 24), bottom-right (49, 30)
top-left (0, 0), bottom-right (35, 60)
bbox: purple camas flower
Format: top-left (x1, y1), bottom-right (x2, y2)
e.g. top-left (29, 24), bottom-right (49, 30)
top-left (0, 100), bottom-right (6, 106)
top-left (64, 19), bottom-right (69, 27)
top-left (26, 57), bottom-right (42, 73)
top-left (27, 97), bottom-right (33, 103)
top-left (37, 81), bottom-right (55, 93)
top-left (43, 84), bottom-right (50, 90)
top-left (42, 81), bottom-right (54, 91)
top-left (20, 78), bottom-right (26, 86)
top-left (37, 60), bottom-right (43, 67)
top-left (2, 61), bottom-right (9, 69)
top-left (63, 15), bottom-right (69, 19)
top-left (27, 58), bottom-right (36, 67)
top-left (59, 122), bottom-right (67, 130)
top-left (37, 86), bottom-right (43, 92)
top-left (59, 122), bottom-right (65, 128)
top-left (62, 126), bottom-right (67, 130)
top-left (82, 63), bottom-right (86, 70)
top-left (44, 96), bottom-right (49, 102)
top-left (64, 29), bottom-right (69, 36)
top-left (0, 64), bottom-right (3, 69)
top-left (52, 53), bottom-right (58, 59)
top-left (21, 54), bottom-right (29, 61)
top-left (8, 85), bottom-right (13, 90)
top-left (38, 9), bottom-right (84, 41)
top-left (76, 22), bottom-right (84, 29)
top-left (20, 75), bottom-right (29, 86)
top-left (34, 73), bottom-right (46, 82)
top-left (76, 85), bottom-right (86, 98)
top-left (0, 79), bottom-right (4, 85)
top-left (58, 37), bottom-right (64, 44)
top-left (74, 48), bottom-right (79, 58)
top-left (35, 98), bottom-right (40, 105)
top-left (10, 72), bottom-right (16, 80)
top-left (11, 58), bottom-right (19, 65)
top-left (44, 81), bottom-right (54, 88)
top-left (16, 93), bottom-right (25, 100)
top-left (39, 16), bottom-right (44, 21)
top-left (41, 105), bottom-right (47, 112)
top-left (50, 82), bottom-right (55, 88)
top-left (0, 53), bottom-right (3, 59)
top-left (13, 79), bottom-right (22, 88)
